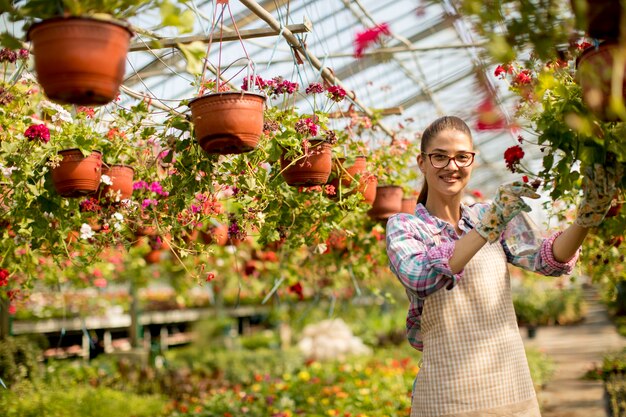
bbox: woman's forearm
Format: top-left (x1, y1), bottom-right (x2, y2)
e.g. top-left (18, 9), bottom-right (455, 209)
top-left (449, 229), bottom-right (488, 274)
top-left (551, 223), bottom-right (589, 263)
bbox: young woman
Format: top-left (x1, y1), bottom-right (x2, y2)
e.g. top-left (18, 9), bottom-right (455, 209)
top-left (385, 116), bottom-right (618, 417)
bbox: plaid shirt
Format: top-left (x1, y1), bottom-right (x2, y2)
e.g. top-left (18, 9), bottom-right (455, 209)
top-left (386, 202), bottom-right (579, 351)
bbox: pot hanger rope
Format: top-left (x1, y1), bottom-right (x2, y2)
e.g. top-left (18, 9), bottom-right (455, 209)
top-left (200, 0), bottom-right (255, 95)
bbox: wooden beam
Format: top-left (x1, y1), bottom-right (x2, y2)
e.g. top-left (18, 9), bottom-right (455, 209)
top-left (328, 106), bottom-right (404, 118)
top-left (240, 0), bottom-right (397, 141)
top-left (129, 22), bottom-right (312, 52)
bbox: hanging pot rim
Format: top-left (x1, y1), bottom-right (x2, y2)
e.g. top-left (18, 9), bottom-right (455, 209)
top-left (188, 90), bottom-right (267, 106)
top-left (26, 15), bottom-right (134, 41)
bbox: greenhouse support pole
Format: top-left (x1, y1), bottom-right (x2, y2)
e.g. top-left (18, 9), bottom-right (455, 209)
top-left (129, 281), bottom-right (142, 349)
top-left (0, 297), bottom-right (10, 340)
top-left (239, 0), bottom-right (397, 141)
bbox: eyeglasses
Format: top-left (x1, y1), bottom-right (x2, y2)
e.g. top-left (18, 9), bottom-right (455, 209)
top-left (422, 152), bottom-right (476, 169)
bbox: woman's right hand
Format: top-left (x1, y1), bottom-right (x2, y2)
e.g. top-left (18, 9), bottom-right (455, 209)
top-left (475, 182), bottom-right (540, 243)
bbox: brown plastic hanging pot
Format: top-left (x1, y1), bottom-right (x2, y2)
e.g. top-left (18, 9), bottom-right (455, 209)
top-left (26, 17), bottom-right (133, 106)
top-left (280, 140), bottom-right (333, 186)
top-left (577, 42), bottom-right (626, 121)
top-left (401, 197), bottom-right (417, 214)
top-left (189, 91), bottom-right (265, 155)
top-left (329, 156), bottom-right (377, 204)
top-left (99, 164), bottom-right (134, 202)
top-left (51, 149), bottom-right (102, 198)
top-left (368, 185), bottom-right (403, 220)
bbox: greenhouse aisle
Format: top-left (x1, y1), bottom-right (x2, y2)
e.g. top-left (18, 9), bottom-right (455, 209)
top-left (522, 287), bottom-right (626, 417)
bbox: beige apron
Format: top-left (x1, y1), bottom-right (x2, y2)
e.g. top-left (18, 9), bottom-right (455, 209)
top-left (411, 240), bottom-right (541, 417)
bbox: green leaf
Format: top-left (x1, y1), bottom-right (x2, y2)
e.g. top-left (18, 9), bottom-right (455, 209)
top-left (177, 41), bottom-right (206, 76)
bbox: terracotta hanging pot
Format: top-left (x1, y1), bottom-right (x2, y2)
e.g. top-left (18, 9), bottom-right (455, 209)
top-left (368, 185), bottom-right (403, 220)
top-left (281, 140), bottom-right (333, 186)
top-left (577, 42), bottom-right (626, 121)
top-left (99, 164), bottom-right (134, 202)
top-left (329, 156), bottom-right (378, 204)
top-left (401, 197), bottom-right (417, 214)
top-left (144, 249), bottom-right (162, 264)
top-left (571, 0), bottom-right (622, 40)
top-left (189, 91), bottom-right (265, 155)
top-left (201, 223), bottom-right (229, 246)
top-left (51, 149), bottom-right (102, 198)
top-left (26, 17), bottom-right (132, 106)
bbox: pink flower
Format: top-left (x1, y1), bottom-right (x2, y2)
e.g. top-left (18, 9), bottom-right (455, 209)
top-left (8, 304), bottom-right (16, 315)
top-left (294, 117), bottom-right (319, 137)
top-left (305, 83), bottom-right (324, 94)
top-left (24, 124), bottom-right (50, 143)
top-left (324, 185), bottom-right (336, 196)
top-left (77, 106), bottom-right (95, 118)
top-left (326, 85), bottom-right (347, 102)
top-left (504, 145), bottom-right (525, 172)
top-left (0, 268), bottom-right (9, 287)
top-left (94, 277), bottom-right (107, 288)
top-left (354, 23), bottom-right (390, 58)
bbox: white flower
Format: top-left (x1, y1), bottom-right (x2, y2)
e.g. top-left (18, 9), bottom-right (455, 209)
top-left (110, 212), bottom-right (124, 231)
top-left (43, 212), bottom-right (55, 219)
top-left (19, 72), bottom-right (37, 83)
top-left (80, 223), bottom-right (94, 240)
top-left (40, 100), bottom-right (73, 123)
top-left (100, 174), bottom-right (112, 185)
top-left (0, 163), bottom-right (18, 178)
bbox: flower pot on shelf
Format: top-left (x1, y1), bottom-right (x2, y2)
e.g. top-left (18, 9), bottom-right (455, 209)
top-left (51, 149), bottom-right (102, 198)
top-left (280, 140), bottom-right (333, 186)
top-left (368, 185), bottom-right (403, 220)
top-left (577, 42), bottom-right (626, 121)
top-left (99, 164), bottom-right (134, 202)
top-left (189, 91), bottom-right (265, 155)
top-left (26, 17), bottom-right (132, 106)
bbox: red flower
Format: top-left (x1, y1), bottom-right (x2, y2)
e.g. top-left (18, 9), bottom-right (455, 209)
top-left (354, 23), bottom-right (390, 58)
top-left (24, 124), bottom-right (50, 143)
top-left (77, 106), bottom-right (95, 118)
top-left (494, 65), bottom-right (506, 77)
top-left (577, 41), bottom-right (592, 50)
top-left (471, 189), bottom-right (484, 199)
top-left (326, 85), bottom-right (347, 102)
top-left (0, 268), bottom-right (9, 287)
top-left (288, 282), bottom-right (304, 300)
top-left (515, 70), bottom-right (532, 85)
top-left (522, 175), bottom-right (529, 183)
top-left (305, 82), bottom-right (324, 94)
top-left (206, 272), bottom-right (215, 282)
top-left (8, 304), bottom-right (16, 315)
top-left (504, 145), bottom-right (525, 172)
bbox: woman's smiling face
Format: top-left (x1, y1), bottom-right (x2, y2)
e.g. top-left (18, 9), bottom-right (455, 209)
top-left (417, 128), bottom-right (474, 199)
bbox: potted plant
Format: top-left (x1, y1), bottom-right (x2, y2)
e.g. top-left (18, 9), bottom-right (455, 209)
top-left (367, 137), bottom-right (419, 220)
top-left (260, 78), bottom-right (348, 186)
top-left (1, 1), bottom-right (192, 106)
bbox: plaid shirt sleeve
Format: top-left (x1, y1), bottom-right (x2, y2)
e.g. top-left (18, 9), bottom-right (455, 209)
top-left (386, 213), bottom-right (464, 299)
top-left (502, 230), bottom-right (579, 276)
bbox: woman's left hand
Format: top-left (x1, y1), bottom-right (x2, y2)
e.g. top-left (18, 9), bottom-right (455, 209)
top-left (575, 163), bottom-right (622, 228)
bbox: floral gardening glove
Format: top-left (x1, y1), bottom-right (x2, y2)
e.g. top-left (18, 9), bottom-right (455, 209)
top-left (475, 182), bottom-right (541, 243)
top-left (575, 163), bottom-right (622, 228)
